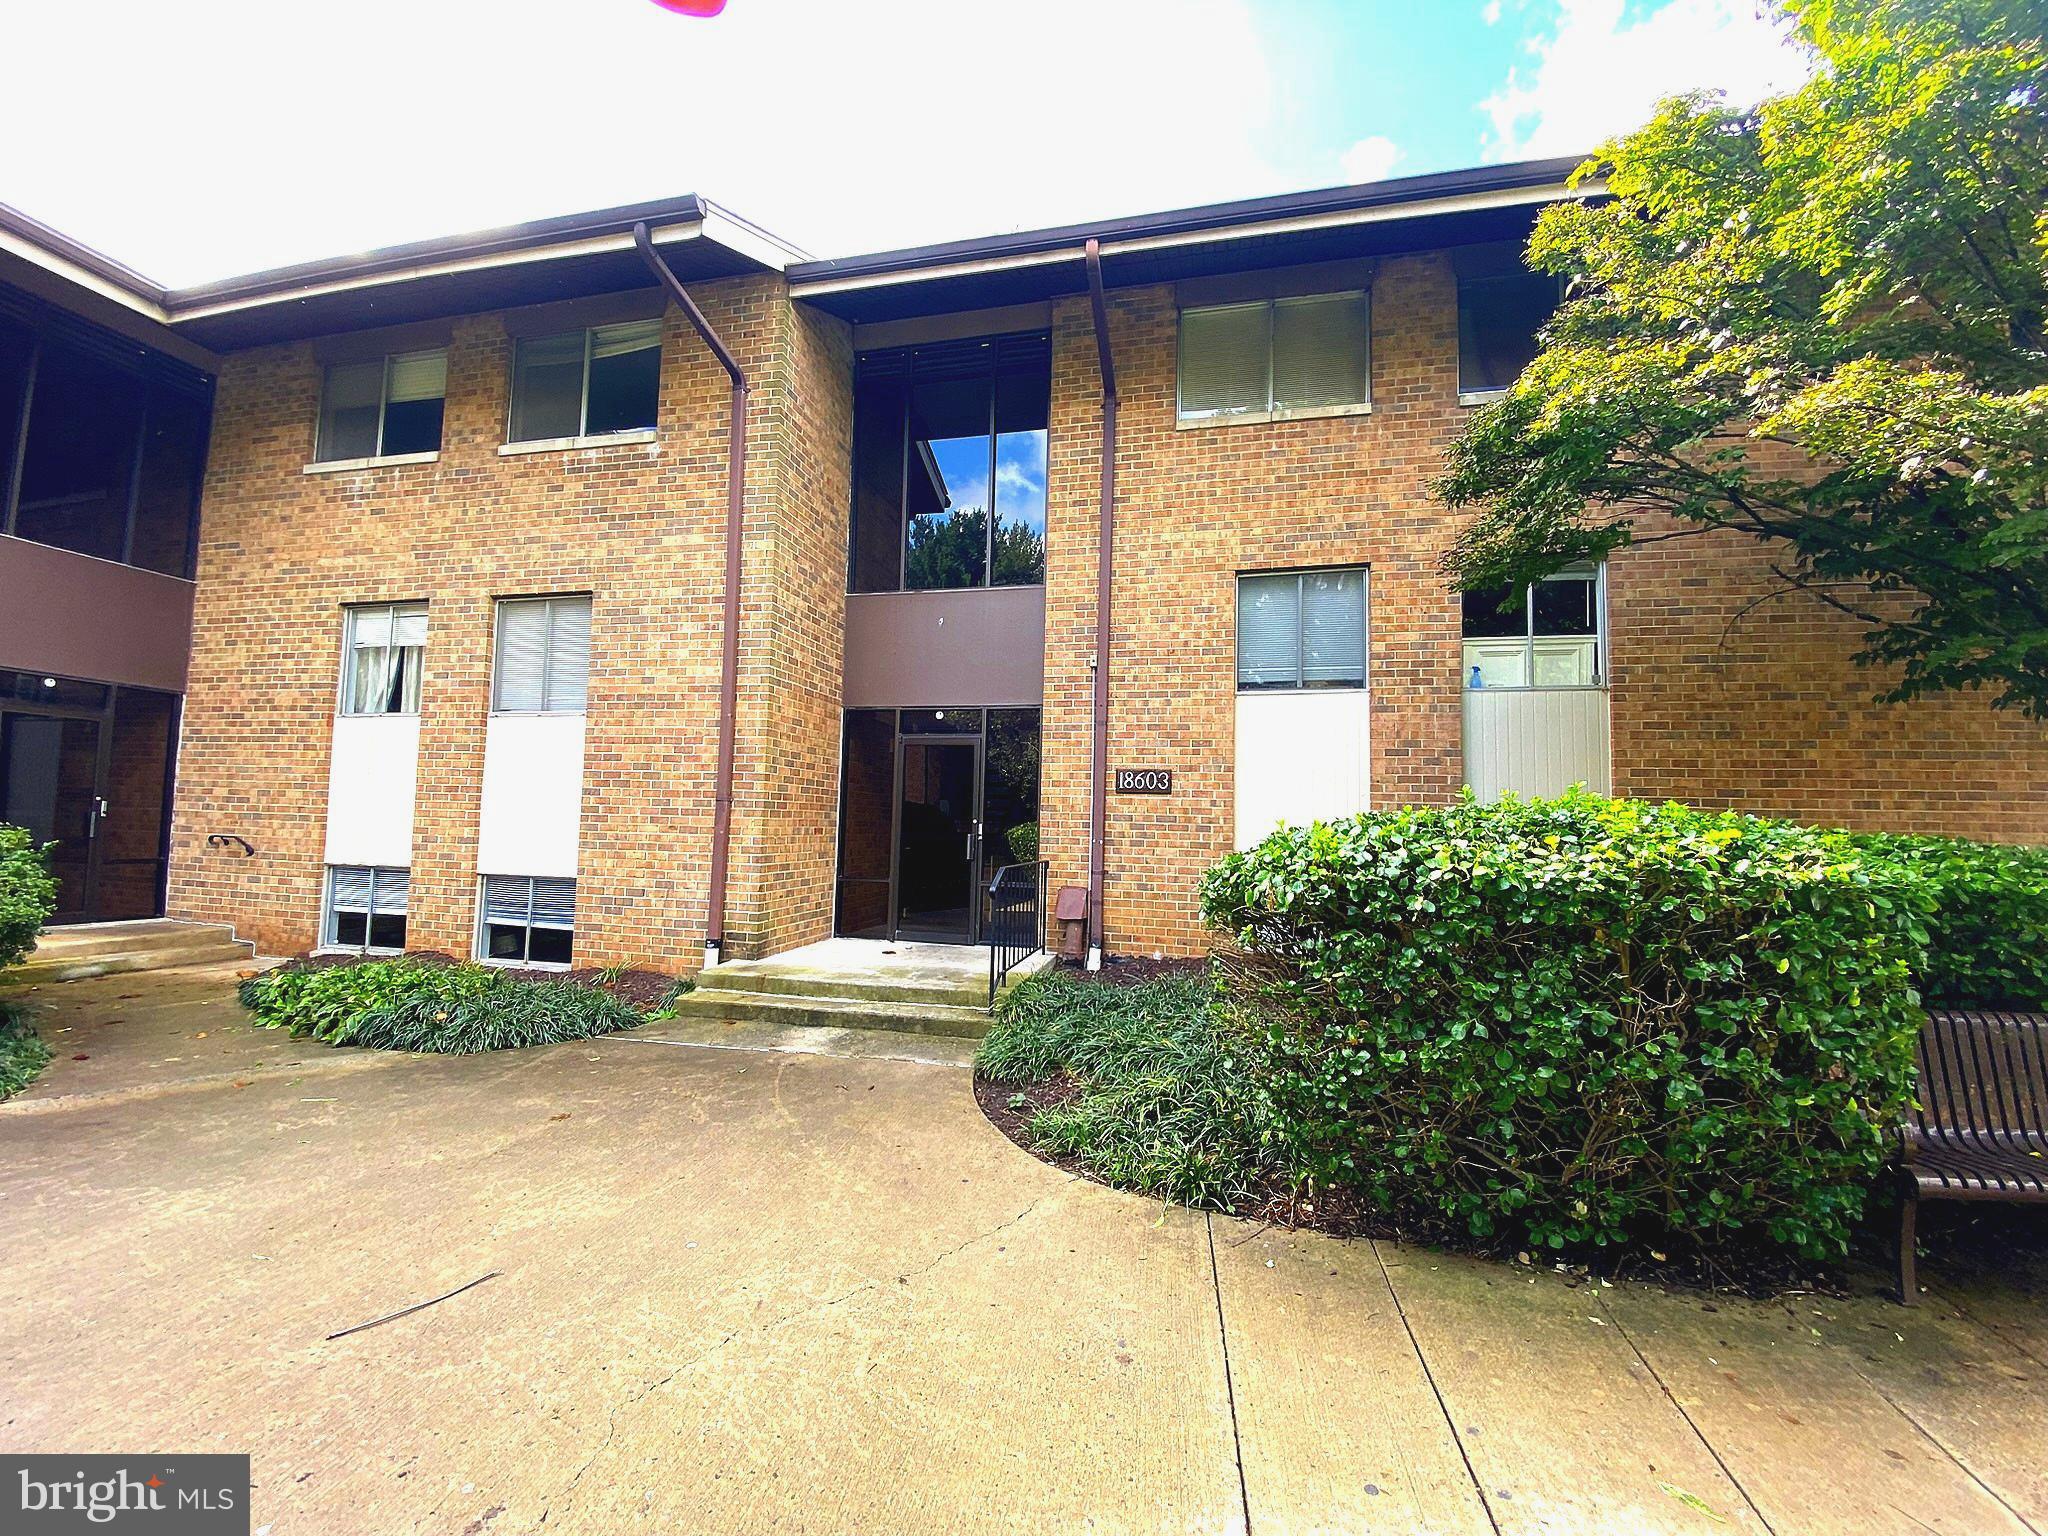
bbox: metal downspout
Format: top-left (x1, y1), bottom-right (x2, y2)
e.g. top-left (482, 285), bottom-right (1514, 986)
top-left (634, 222), bottom-right (748, 967)
top-left (1085, 239), bottom-right (1116, 971)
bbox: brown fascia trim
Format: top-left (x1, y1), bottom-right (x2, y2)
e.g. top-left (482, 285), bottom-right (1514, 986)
top-left (632, 221), bottom-right (749, 967)
top-left (1084, 238), bottom-right (1117, 969)
top-left (0, 201), bottom-right (170, 307)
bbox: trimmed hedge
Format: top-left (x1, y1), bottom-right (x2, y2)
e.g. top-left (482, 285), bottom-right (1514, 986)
top-left (239, 959), bottom-right (641, 1053)
top-left (0, 823), bottom-right (58, 972)
top-left (1851, 833), bottom-right (2048, 1010)
top-left (1200, 791), bottom-right (1933, 1259)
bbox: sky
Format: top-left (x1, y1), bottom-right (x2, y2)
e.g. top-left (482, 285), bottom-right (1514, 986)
top-left (2, 0), bottom-right (1814, 288)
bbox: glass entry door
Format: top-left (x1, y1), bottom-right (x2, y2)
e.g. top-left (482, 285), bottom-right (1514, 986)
top-left (894, 737), bottom-right (980, 943)
top-left (1, 712), bottom-right (104, 923)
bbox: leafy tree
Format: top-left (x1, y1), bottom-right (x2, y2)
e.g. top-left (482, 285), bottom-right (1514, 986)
top-left (1438, 0), bottom-right (2048, 713)
top-left (904, 507), bottom-right (1045, 590)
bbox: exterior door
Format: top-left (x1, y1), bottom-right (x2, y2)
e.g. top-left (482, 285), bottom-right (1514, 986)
top-left (1, 712), bottom-right (104, 923)
top-left (894, 737), bottom-right (981, 943)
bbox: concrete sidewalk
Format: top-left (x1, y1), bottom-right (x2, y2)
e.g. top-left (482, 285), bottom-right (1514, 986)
top-left (1, 970), bottom-right (2042, 1534)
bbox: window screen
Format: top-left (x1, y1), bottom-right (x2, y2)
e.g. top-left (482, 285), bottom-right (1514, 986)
top-left (326, 865), bottom-right (409, 951)
top-left (1237, 569), bottom-right (1368, 691)
top-left (492, 595), bottom-right (592, 712)
top-left (1180, 292), bottom-right (1369, 420)
top-left (342, 602), bottom-right (427, 715)
top-left (508, 323), bottom-right (661, 443)
top-left (316, 350), bottom-right (447, 461)
top-left (479, 874), bottom-right (576, 966)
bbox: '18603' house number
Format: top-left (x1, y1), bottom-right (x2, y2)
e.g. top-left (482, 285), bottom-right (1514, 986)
top-left (1114, 768), bottom-right (1172, 794)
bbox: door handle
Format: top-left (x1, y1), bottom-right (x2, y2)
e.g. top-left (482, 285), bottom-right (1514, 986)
top-left (88, 797), bottom-right (109, 836)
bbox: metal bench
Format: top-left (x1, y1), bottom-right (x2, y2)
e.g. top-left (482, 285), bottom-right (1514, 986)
top-left (1896, 1008), bottom-right (2048, 1302)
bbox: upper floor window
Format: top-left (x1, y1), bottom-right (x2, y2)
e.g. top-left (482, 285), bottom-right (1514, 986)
top-left (1455, 251), bottom-right (1559, 400)
top-left (316, 349), bottom-right (447, 462)
top-left (341, 601), bottom-right (427, 715)
top-left (508, 321), bottom-right (662, 445)
top-left (1237, 568), bottom-right (1369, 691)
top-left (849, 332), bottom-right (1048, 593)
top-left (1462, 565), bottom-right (1604, 688)
top-left (1178, 292), bottom-right (1370, 424)
top-left (492, 595), bottom-right (592, 713)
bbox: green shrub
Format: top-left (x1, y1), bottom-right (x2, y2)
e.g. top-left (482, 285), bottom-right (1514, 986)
top-left (1850, 832), bottom-right (2048, 1010)
top-left (1005, 822), bottom-right (1040, 864)
top-left (1200, 790), bottom-right (1933, 1260)
top-left (239, 959), bottom-right (640, 1053)
top-left (977, 968), bottom-right (1277, 1210)
top-left (0, 824), bottom-right (59, 972)
top-left (0, 1000), bottom-right (51, 1100)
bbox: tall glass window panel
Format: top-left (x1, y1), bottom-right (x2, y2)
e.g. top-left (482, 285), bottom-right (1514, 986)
top-left (1272, 293), bottom-right (1369, 413)
top-left (992, 369), bottom-right (1048, 586)
top-left (0, 322), bottom-right (34, 519)
top-left (584, 320), bottom-right (661, 436)
top-left (1532, 573), bottom-right (1599, 686)
top-left (1301, 569), bottom-right (1367, 686)
top-left (849, 376), bottom-right (907, 593)
top-left (14, 344), bottom-right (144, 563)
top-left (378, 349), bottom-right (446, 456)
top-left (492, 595), bottom-right (592, 713)
top-left (509, 332), bottom-right (586, 443)
top-left (904, 374), bottom-right (990, 591)
top-left (129, 387), bottom-right (206, 576)
top-left (983, 707), bottom-right (1043, 888)
top-left (1236, 573), bottom-right (1301, 689)
top-left (1458, 272), bottom-right (1559, 395)
top-left (343, 602), bottom-right (427, 715)
top-left (1179, 303), bottom-right (1270, 419)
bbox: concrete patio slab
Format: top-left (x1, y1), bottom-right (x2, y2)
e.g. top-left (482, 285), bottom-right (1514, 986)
top-left (3, 968), bottom-right (2045, 1535)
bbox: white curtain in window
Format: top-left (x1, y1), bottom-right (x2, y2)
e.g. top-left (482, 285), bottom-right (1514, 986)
top-left (1180, 304), bottom-right (1270, 417)
top-left (545, 597), bottom-right (592, 712)
top-left (493, 601), bottom-right (551, 712)
top-left (385, 349), bottom-right (447, 404)
top-left (589, 319), bottom-right (661, 359)
top-left (1272, 294), bottom-right (1369, 412)
top-left (1237, 573), bottom-right (1300, 688)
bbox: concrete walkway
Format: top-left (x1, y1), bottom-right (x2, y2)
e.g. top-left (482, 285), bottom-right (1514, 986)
top-left (1, 970), bottom-right (2043, 1535)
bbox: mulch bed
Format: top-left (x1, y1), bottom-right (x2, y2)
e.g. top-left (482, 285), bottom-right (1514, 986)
top-left (976, 962), bottom-right (1857, 1298)
top-left (277, 951), bottom-right (680, 1010)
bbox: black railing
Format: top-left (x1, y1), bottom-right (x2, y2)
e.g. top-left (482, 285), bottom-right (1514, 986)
top-left (987, 860), bottom-right (1049, 1008)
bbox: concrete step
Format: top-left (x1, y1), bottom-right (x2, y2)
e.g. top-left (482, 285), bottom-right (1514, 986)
top-left (700, 964), bottom-right (991, 1009)
top-left (3, 921), bottom-right (255, 987)
top-left (667, 986), bottom-right (992, 1041)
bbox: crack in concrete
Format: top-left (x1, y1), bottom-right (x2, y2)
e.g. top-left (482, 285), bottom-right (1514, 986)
top-left (542, 1196), bottom-right (1046, 1517)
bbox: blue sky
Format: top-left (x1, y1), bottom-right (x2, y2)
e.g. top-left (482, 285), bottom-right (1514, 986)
top-left (1, 0), bottom-right (1810, 285)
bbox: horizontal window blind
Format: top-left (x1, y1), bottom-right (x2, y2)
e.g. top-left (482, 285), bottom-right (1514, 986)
top-left (1273, 294), bottom-right (1368, 412)
top-left (492, 595), bottom-right (591, 712)
top-left (1179, 303), bottom-right (1270, 417)
top-left (1238, 568), bottom-right (1369, 691)
top-left (385, 349), bottom-right (447, 404)
top-left (1236, 573), bottom-right (1300, 689)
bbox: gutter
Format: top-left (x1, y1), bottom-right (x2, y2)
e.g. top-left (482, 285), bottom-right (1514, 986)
top-left (1084, 239), bottom-right (1116, 971)
top-left (634, 222), bottom-right (749, 968)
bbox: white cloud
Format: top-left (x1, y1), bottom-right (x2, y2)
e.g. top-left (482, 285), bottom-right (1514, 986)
top-left (0, 0), bottom-right (1292, 284)
top-left (1480, 0), bottom-right (1813, 162)
top-left (1338, 135), bottom-right (1403, 185)
top-left (1482, 0), bottom-right (1503, 24)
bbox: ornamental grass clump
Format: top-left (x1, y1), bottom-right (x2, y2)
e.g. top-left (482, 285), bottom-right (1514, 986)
top-left (1200, 790), bottom-right (1935, 1260)
top-left (239, 959), bottom-right (640, 1053)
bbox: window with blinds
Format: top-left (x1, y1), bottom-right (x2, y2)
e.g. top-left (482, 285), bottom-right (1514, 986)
top-left (315, 348), bottom-right (447, 461)
top-left (1237, 569), bottom-right (1368, 691)
top-left (342, 601), bottom-right (427, 715)
top-left (508, 320), bottom-right (662, 443)
top-left (491, 595), bottom-right (591, 713)
top-left (477, 874), bottom-right (576, 966)
top-left (1178, 292), bottom-right (1369, 422)
top-left (325, 865), bottom-right (409, 951)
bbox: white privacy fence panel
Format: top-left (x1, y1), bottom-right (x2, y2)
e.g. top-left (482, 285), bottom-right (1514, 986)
top-left (1463, 687), bottom-right (1611, 802)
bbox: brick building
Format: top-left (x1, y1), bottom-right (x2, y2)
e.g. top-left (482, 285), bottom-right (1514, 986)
top-left (2, 160), bottom-right (2040, 969)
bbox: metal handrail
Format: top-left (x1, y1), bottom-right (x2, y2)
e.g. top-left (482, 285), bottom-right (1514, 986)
top-left (987, 860), bottom-right (1050, 1009)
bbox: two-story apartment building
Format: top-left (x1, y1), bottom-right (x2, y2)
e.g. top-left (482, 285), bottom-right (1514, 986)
top-left (3, 159), bottom-right (2041, 971)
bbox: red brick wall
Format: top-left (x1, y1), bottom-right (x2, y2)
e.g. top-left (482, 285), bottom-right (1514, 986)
top-left (168, 276), bottom-right (851, 967)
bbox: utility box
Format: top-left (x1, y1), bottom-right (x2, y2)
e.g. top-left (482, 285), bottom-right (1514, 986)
top-left (1053, 884), bottom-right (1089, 960)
